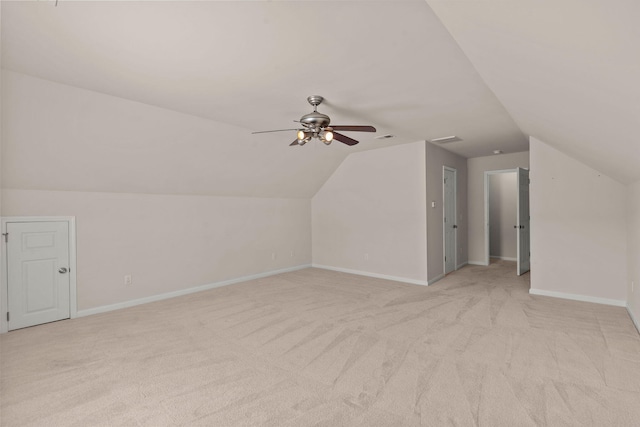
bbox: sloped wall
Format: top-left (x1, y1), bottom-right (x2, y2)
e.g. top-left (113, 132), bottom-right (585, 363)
top-left (312, 142), bottom-right (428, 284)
top-left (529, 137), bottom-right (627, 303)
top-left (1, 70), bottom-right (344, 199)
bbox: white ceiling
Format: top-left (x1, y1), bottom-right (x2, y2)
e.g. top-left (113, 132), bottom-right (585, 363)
top-left (5, 1), bottom-right (636, 195)
top-left (1, 0), bottom-right (528, 197)
top-left (427, 0), bottom-right (640, 184)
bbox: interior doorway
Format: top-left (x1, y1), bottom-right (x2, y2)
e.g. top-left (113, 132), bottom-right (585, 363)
top-left (484, 169), bottom-right (530, 275)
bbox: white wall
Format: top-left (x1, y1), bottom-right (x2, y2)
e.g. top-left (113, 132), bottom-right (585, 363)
top-left (489, 173), bottom-right (517, 260)
top-left (425, 142), bottom-right (467, 281)
top-left (467, 151), bottom-right (529, 264)
top-left (0, 18), bottom-right (5, 328)
top-left (312, 141), bottom-right (428, 284)
top-left (529, 137), bottom-right (627, 303)
top-left (0, 14), bottom-right (4, 322)
top-left (627, 181), bottom-right (640, 328)
top-left (2, 189), bottom-right (311, 311)
top-left (0, 5), bottom-right (3, 322)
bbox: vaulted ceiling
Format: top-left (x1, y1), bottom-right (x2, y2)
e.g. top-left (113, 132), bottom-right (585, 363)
top-left (1, 0), bottom-right (636, 198)
top-left (426, 0), bottom-right (640, 184)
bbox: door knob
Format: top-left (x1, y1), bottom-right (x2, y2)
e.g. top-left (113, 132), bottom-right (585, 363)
top-left (58, 267), bottom-right (68, 274)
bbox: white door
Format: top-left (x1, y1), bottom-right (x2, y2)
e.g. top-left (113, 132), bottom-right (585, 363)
top-left (443, 167), bottom-right (457, 275)
top-left (7, 221), bottom-right (71, 330)
top-left (516, 168), bottom-right (530, 275)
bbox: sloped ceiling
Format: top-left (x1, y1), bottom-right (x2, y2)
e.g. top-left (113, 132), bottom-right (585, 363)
top-left (1, 0), bottom-right (527, 198)
top-left (426, 0), bottom-right (640, 184)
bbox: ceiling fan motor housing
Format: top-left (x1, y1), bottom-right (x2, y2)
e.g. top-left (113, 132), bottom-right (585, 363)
top-left (300, 111), bottom-right (331, 131)
top-left (300, 95), bottom-right (330, 132)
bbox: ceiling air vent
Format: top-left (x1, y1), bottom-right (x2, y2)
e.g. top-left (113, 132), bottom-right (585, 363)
top-left (429, 136), bottom-right (462, 144)
top-left (375, 134), bottom-right (394, 140)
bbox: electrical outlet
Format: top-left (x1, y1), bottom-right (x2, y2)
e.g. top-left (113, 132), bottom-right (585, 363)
top-left (364, 253), bottom-right (369, 261)
top-left (290, 250), bottom-right (294, 258)
top-left (124, 275), bottom-right (132, 286)
top-left (633, 281), bottom-right (635, 293)
top-left (271, 252), bottom-right (277, 260)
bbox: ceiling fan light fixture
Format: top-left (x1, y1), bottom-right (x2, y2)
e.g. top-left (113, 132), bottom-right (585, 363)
top-left (297, 130), bottom-right (314, 144)
top-left (320, 129), bottom-right (334, 143)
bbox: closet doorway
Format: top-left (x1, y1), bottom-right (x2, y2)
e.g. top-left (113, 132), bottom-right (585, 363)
top-left (484, 168), bottom-right (530, 275)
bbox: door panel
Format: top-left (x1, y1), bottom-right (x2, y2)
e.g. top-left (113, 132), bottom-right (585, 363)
top-left (7, 221), bottom-right (70, 330)
top-left (443, 167), bottom-right (457, 275)
top-left (517, 168), bottom-right (530, 275)
top-left (24, 259), bottom-right (58, 312)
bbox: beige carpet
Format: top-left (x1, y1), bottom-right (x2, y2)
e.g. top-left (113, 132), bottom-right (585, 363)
top-left (2, 260), bottom-right (640, 426)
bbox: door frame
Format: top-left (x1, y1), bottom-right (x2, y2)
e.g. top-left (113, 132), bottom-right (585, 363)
top-left (443, 166), bottom-right (457, 275)
top-left (1, 216), bottom-right (77, 334)
top-left (484, 169), bottom-right (518, 266)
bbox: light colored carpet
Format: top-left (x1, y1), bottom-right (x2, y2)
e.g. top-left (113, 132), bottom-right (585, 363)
top-left (2, 260), bottom-right (640, 426)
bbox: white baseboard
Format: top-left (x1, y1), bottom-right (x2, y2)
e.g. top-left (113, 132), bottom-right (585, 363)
top-left (428, 274), bottom-right (445, 285)
top-left (627, 306), bottom-right (640, 335)
top-left (529, 288), bottom-right (626, 307)
top-left (490, 256), bottom-right (517, 262)
top-left (456, 261), bottom-right (468, 270)
top-left (311, 264), bottom-right (428, 286)
top-left (77, 264), bottom-right (312, 318)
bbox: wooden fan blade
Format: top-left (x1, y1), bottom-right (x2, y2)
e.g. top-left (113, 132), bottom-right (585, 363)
top-left (333, 132), bottom-right (359, 146)
top-left (330, 125), bottom-right (376, 132)
top-left (252, 128), bottom-right (299, 134)
top-left (289, 139), bottom-right (299, 146)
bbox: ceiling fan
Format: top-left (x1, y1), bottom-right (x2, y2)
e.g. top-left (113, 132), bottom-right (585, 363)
top-left (252, 95), bottom-right (376, 146)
